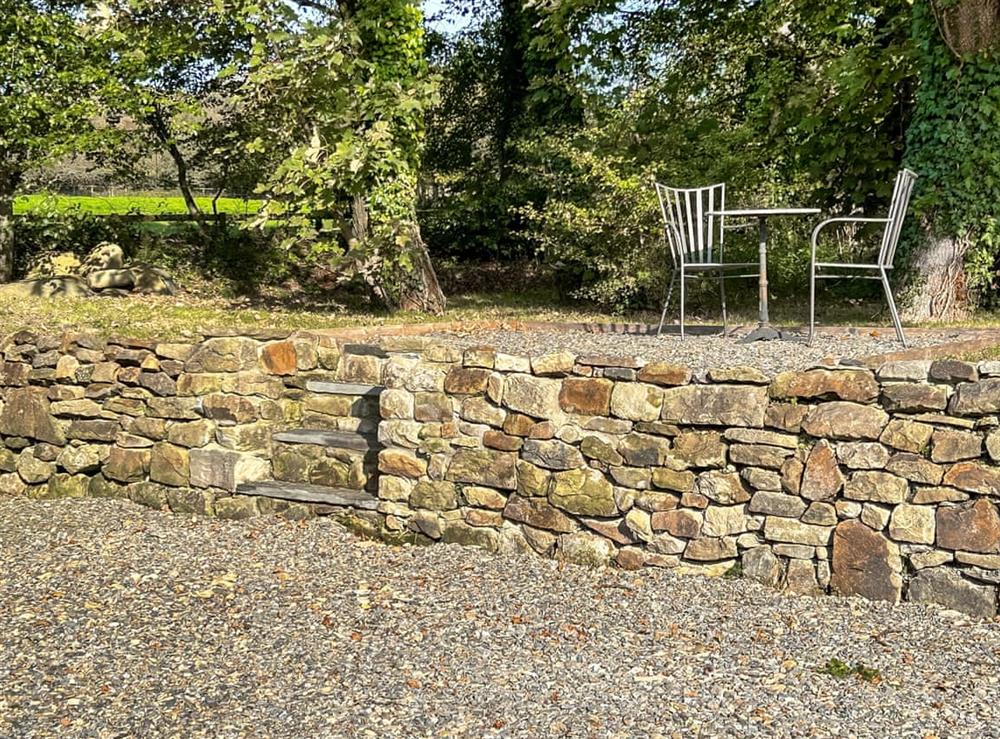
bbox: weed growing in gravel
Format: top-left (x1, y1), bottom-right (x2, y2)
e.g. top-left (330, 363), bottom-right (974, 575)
top-left (723, 563), bottom-right (743, 579)
top-left (819, 658), bottom-right (882, 683)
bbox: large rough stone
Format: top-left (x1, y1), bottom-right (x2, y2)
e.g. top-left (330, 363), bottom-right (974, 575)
top-left (580, 436), bottom-right (623, 466)
top-left (684, 537), bottom-right (738, 561)
top-left (702, 504), bottom-right (747, 537)
top-left (668, 431), bottom-right (727, 469)
top-left (104, 446), bottom-right (151, 483)
top-left (830, 520), bottom-right (902, 602)
top-left (445, 449), bottom-right (517, 490)
top-left (557, 533), bottom-right (614, 567)
top-left (880, 383), bottom-right (949, 413)
top-left (0, 387), bottom-right (64, 444)
top-left (80, 242), bottom-right (125, 273)
top-left (650, 508), bottom-right (703, 538)
top-left (930, 359), bottom-right (978, 384)
top-left (879, 419), bottom-right (934, 453)
top-left (801, 402), bottom-right (888, 440)
top-left (503, 374), bottom-right (562, 420)
top-left (907, 568), bottom-right (997, 617)
top-left (55, 444), bottom-right (102, 475)
top-left (149, 443), bottom-right (190, 487)
top-left (444, 367), bottom-right (491, 395)
top-left (650, 467), bottom-right (694, 493)
top-left (728, 444), bottom-right (793, 469)
top-left (749, 491), bottom-right (807, 518)
top-left (885, 453), bottom-right (943, 485)
top-left (943, 461), bottom-right (1000, 496)
top-left (799, 440), bottom-right (844, 501)
top-left (765, 403), bottom-right (810, 433)
top-left (930, 429), bottom-right (982, 463)
top-left (531, 351), bottom-right (576, 376)
top-left (764, 516), bottom-right (833, 546)
top-left (835, 442), bottom-right (889, 470)
top-left (259, 341), bottom-right (297, 375)
top-left (378, 449), bottom-right (427, 479)
top-left (410, 480), bottom-right (458, 511)
top-left (16, 452), bottom-right (54, 484)
top-left (549, 467), bottom-right (617, 517)
top-left (660, 385), bottom-right (767, 427)
top-left (770, 369), bottom-right (879, 403)
top-left (936, 499), bottom-right (1000, 553)
top-left (559, 377), bottom-right (613, 415)
top-left (843, 470), bottom-right (908, 504)
top-left (609, 383), bottom-right (663, 422)
top-left (189, 447), bottom-right (270, 492)
top-left (185, 337), bottom-right (259, 373)
top-left (504, 494), bottom-right (576, 533)
top-left (521, 439), bottom-right (584, 470)
top-left (950, 378), bottom-right (1000, 416)
top-left (636, 362), bottom-right (691, 386)
top-left (618, 433), bottom-right (671, 467)
top-left (888, 503), bottom-right (936, 544)
top-left (695, 471), bottom-right (750, 505)
top-left (742, 546), bottom-right (784, 588)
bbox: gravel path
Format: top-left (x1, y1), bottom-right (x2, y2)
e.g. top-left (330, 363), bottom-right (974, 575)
top-left (2, 497), bottom-right (999, 738)
top-left (426, 328), bottom-right (968, 374)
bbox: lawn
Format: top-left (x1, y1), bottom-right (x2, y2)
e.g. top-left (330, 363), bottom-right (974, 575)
top-left (14, 193), bottom-right (262, 217)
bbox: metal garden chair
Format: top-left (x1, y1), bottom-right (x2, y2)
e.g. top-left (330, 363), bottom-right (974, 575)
top-left (809, 168), bottom-right (918, 347)
top-left (653, 181), bottom-right (759, 337)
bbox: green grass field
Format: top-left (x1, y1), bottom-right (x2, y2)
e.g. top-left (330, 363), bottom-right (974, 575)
top-left (15, 193), bottom-right (262, 216)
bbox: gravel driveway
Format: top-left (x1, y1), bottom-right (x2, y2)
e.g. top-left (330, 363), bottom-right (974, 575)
top-left (424, 328), bottom-right (967, 374)
top-left (1, 496), bottom-right (998, 738)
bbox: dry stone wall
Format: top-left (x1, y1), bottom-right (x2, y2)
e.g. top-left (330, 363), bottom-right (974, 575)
top-left (4, 327), bottom-right (1000, 618)
top-left (375, 347), bottom-right (1000, 618)
top-left (0, 329), bottom-right (393, 521)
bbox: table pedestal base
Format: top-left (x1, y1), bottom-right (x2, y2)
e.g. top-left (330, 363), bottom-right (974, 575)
top-left (739, 325), bottom-right (782, 343)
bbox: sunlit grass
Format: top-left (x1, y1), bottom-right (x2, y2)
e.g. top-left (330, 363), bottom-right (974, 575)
top-left (14, 193), bottom-right (261, 217)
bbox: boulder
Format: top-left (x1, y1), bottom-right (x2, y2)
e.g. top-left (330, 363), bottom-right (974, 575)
top-left (80, 242), bottom-right (125, 273)
top-left (742, 546), bottom-right (784, 588)
top-left (770, 368), bottom-right (879, 402)
top-left (0, 276), bottom-right (92, 299)
top-left (830, 519), bottom-right (902, 602)
top-left (801, 402), bottom-right (888, 440)
top-left (0, 387), bottom-right (65, 444)
top-left (128, 263), bottom-right (176, 295)
top-left (799, 440), bottom-right (844, 501)
top-left (26, 251), bottom-right (83, 278)
top-left (936, 499), bottom-right (1000, 553)
top-left (907, 568), bottom-right (996, 617)
top-left (548, 467), bottom-right (617, 517)
top-left (660, 385), bottom-right (768, 427)
top-left (86, 269), bottom-right (135, 291)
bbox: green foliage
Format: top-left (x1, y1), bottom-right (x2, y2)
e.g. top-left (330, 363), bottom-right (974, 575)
top-left (515, 130), bottom-right (660, 311)
top-left (423, 0), bottom-right (918, 311)
top-left (903, 0), bottom-right (1000, 307)
top-left (819, 658), bottom-right (882, 683)
top-left (242, 0), bottom-right (440, 307)
top-left (15, 194), bottom-right (259, 216)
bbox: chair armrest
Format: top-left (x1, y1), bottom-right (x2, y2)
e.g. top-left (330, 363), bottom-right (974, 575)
top-left (811, 217), bottom-right (889, 247)
top-left (810, 217), bottom-right (890, 263)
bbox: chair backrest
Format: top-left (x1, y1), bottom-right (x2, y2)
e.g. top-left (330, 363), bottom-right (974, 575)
top-left (879, 168), bottom-right (918, 267)
top-left (653, 181), bottom-right (726, 267)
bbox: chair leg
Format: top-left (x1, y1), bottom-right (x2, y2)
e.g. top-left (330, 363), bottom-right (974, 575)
top-left (657, 272), bottom-right (676, 336)
top-left (719, 271), bottom-right (728, 336)
top-left (880, 269), bottom-right (907, 347)
top-left (808, 263), bottom-right (816, 346)
top-left (679, 270), bottom-right (686, 339)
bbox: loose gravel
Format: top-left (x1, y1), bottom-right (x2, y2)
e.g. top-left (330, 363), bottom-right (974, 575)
top-left (2, 496), bottom-right (999, 738)
top-left (426, 328), bottom-right (968, 374)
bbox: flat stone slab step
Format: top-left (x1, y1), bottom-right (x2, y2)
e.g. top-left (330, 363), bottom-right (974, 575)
top-left (237, 481), bottom-right (379, 509)
top-left (273, 429), bottom-right (381, 451)
top-left (306, 380), bottom-right (383, 397)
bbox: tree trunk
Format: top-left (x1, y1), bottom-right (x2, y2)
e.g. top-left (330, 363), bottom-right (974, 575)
top-left (0, 170), bottom-right (19, 283)
top-left (396, 224), bottom-right (446, 314)
top-left (146, 106), bottom-right (202, 218)
top-left (902, 228), bottom-right (970, 321)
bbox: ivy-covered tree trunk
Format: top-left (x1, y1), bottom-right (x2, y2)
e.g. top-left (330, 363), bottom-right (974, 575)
top-left (0, 169), bottom-right (19, 283)
top-left (903, 0), bottom-right (1000, 320)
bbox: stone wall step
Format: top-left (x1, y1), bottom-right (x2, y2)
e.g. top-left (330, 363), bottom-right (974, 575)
top-left (306, 380), bottom-right (383, 396)
top-left (236, 481), bottom-right (379, 509)
top-left (273, 429), bottom-right (381, 452)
